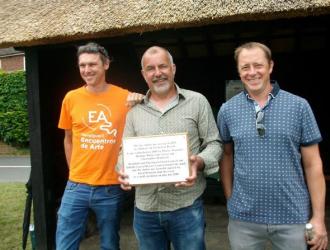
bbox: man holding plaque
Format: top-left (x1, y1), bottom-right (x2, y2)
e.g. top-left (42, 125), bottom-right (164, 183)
top-left (118, 46), bottom-right (222, 250)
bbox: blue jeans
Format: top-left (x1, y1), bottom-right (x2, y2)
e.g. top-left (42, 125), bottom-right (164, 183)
top-left (56, 181), bottom-right (125, 250)
top-left (228, 218), bottom-right (307, 250)
top-left (133, 197), bottom-right (206, 250)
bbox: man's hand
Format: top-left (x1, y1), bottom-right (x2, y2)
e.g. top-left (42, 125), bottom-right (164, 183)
top-left (175, 155), bottom-right (204, 187)
top-left (126, 92), bottom-right (144, 108)
top-left (118, 168), bottom-right (132, 191)
top-left (307, 218), bottom-right (328, 250)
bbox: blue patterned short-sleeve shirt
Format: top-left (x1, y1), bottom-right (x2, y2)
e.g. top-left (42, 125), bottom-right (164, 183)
top-left (217, 82), bottom-right (322, 224)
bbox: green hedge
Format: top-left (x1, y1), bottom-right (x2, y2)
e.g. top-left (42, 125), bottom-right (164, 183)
top-left (0, 71), bottom-right (29, 147)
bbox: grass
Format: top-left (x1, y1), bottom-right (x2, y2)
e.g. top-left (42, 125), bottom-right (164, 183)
top-left (9, 147), bottom-right (30, 156)
top-left (0, 183), bottom-right (32, 250)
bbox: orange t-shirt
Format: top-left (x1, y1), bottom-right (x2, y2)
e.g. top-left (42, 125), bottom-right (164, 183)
top-left (58, 84), bottom-right (129, 185)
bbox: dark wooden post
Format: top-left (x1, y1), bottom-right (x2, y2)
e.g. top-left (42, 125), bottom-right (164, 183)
top-left (25, 47), bottom-right (54, 250)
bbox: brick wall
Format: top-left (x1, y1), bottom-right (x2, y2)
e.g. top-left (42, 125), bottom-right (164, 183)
top-left (0, 55), bottom-right (25, 72)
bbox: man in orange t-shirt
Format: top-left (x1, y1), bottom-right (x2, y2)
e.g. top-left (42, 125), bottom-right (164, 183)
top-left (56, 42), bottom-right (142, 250)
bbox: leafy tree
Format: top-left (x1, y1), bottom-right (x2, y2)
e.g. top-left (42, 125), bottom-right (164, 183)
top-left (0, 71), bottom-right (29, 147)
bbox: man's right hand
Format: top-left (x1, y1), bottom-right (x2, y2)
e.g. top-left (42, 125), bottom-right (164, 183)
top-left (118, 168), bottom-right (132, 191)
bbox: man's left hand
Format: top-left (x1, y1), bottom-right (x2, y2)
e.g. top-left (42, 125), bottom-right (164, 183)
top-left (307, 218), bottom-right (328, 250)
top-left (175, 155), bottom-right (204, 187)
top-left (126, 92), bottom-right (144, 108)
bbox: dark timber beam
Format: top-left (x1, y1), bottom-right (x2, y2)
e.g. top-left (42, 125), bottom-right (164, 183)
top-left (24, 47), bottom-right (53, 250)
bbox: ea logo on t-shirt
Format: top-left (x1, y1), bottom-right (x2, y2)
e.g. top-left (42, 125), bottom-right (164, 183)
top-left (83, 104), bottom-right (118, 136)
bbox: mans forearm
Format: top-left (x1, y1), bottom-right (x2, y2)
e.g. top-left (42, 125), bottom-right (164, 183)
top-left (219, 143), bottom-right (234, 199)
top-left (198, 140), bottom-right (222, 175)
top-left (64, 140), bottom-right (72, 167)
top-left (63, 130), bottom-right (73, 168)
top-left (302, 145), bottom-right (326, 221)
top-left (302, 144), bottom-right (328, 249)
top-left (220, 156), bottom-right (233, 199)
top-left (305, 166), bottom-right (326, 221)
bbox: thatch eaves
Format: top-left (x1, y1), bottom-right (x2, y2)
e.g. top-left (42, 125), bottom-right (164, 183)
top-left (1, 0), bottom-right (330, 48)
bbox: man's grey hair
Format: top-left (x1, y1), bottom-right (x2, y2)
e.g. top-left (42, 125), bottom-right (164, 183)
top-left (141, 46), bottom-right (174, 68)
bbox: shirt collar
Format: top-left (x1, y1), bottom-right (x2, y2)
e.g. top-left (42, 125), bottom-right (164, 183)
top-left (244, 80), bottom-right (280, 100)
top-left (142, 83), bottom-right (185, 104)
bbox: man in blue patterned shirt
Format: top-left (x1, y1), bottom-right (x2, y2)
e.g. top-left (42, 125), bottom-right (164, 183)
top-left (217, 42), bottom-right (327, 250)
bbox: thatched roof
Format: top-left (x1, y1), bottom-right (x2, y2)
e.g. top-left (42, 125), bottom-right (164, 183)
top-left (1, 0), bottom-right (330, 48)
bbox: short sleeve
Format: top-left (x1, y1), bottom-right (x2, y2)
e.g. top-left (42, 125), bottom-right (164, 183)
top-left (217, 104), bottom-right (232, 143)
top-left (58, 95), bottom-right (72, 130)
top-left (301, 99), bottom-right (322, 146)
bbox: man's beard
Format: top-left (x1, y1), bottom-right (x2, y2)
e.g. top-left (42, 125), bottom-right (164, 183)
top-left (152, 77), bottom-right (171, 95)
